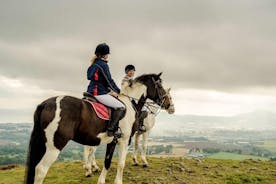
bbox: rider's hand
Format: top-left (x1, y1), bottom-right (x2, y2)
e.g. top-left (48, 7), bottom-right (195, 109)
top-left (110, 92), bottom-right (119, 98)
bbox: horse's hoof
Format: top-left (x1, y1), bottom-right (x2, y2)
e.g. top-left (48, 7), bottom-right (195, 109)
top-left (133, 163), bottom-right (139, 166)
top-left (142, 164), bottom-right (148, 168)
top-left (86, 174), bottom-right (92, 177)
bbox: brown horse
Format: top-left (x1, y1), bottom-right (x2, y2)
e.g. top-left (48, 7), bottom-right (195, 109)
top-left (25, 73), bottom-right (170, 184)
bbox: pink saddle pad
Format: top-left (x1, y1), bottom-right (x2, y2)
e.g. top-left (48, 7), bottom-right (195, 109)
top-left (86, 101), bottom-right (110, 120)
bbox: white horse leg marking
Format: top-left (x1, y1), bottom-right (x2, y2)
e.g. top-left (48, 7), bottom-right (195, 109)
top-left (87, 146), bottom-right (100, 172)
top-left (84, 146), bottom-right (93, 177)
top-left (84, 146), bottom-right (100, 176)
top-left (141, 132), bottom-right (149, 166)
top-left (97, 167), bottom-right (108, 184)
top-left (132, 133), bottom-right (140, 165)
top-left (34, 96), bottom-right (63, 184)
top-left (114, 141), bottom-right (128, 184)
top-left (34, 149), bottom-right (60, 184)
top-left (91, 147), bottom-right (100, 172)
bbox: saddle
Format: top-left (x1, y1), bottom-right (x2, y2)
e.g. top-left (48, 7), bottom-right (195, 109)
top-left (83, 92), bottom-right (111, 120)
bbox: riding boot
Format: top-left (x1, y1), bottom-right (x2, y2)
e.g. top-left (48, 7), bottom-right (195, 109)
top-left (138, 111), bottom-right (148, 133)
top-left (107, 107), bottom-right (126, 137)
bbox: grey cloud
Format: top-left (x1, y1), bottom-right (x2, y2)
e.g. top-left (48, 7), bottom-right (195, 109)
top-left (0, 0), bottom-right (276, 93)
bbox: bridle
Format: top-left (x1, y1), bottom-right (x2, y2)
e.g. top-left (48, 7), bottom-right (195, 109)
top-left (151, 77), bottom-right (169, 108)
top-left (121, 78), bottom-right (170, 116)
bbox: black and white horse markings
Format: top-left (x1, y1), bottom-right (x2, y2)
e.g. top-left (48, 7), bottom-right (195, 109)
top-left (83, 88), bottom-right (175, 176)
top-left (24, 73), bottom-right (171, 184)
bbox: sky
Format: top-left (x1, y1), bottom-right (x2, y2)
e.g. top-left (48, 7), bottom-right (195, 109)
top-left (1, 0), bottom-right (276, 123)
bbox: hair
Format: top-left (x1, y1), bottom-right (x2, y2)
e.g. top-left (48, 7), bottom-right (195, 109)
top-left (90, 54), bottom-right (109, 65)
top-left (90, 55), bottom-right (97, 65)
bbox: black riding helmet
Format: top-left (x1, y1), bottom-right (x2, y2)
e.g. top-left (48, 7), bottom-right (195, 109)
top-left (95, 43), bottom-right (110, 56)
top-left (125, 64), bottom-right (136, 74)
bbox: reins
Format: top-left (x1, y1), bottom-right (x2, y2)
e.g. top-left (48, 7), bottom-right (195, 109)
top-left (120, 91), bottom-right (168, 117)
top-left (120, 77), bottom-right (170, 116)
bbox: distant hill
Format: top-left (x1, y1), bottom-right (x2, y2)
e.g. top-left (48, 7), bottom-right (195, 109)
top-left (1, 110), bottom-right (276, 131)
top-left (1, 157), bottom-right (276, 184)
top-left (153, 110), bottom-right (276, 136)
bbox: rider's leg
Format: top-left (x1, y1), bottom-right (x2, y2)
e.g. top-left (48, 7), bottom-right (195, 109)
top-left (94, 94), bottom-right (126, 137)
top-left (138, 109), bottom-right (148, 133)
top-left (107, 107), bottom-right (125, 137)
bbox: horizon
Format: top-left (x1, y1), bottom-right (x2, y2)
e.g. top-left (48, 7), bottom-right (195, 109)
top-left (1, 109), bottom-right (275, 125)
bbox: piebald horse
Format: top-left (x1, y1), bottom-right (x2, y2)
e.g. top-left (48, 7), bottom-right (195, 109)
top-left (83, 88), bottom-right (175, 176)
top-left (24, 73), bottom-right (170, 184)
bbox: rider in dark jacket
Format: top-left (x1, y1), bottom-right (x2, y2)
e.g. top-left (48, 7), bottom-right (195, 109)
top-left (87, 58), bottom-right (120, 95)
top-left (87, 43), bottom-right (125, 137)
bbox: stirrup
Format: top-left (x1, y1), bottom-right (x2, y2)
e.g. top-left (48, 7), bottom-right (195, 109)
top-left (138, 125), bottom-right (146, 134)
top-left (115, 127), bottom-right (124, 138)
top-left (107, 128), bottom-right (124, 138)
top-left (107, 130), bottom-right (115, 137)
top-left (113, 131), bottom-right (123, 139)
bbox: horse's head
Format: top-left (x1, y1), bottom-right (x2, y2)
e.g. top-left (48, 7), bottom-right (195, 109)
top-left (134, 72), bottom-right (171, 110)
top-left (165, 88), bottom-right (175, 114)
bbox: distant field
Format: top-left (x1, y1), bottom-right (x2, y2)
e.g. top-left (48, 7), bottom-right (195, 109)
top-left (257, 140), bottom-right (276, 153)
top-left (207, 152), bottom-right (269, 161)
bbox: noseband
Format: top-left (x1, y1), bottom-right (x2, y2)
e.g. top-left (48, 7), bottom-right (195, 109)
top-left (151, 77), bottom-right (168, 107)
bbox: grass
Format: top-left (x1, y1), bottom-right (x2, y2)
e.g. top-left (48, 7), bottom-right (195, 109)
top-left (207, 152), bottom-right (269, 161)
top-left (1, 156), bottom-right (276, 184)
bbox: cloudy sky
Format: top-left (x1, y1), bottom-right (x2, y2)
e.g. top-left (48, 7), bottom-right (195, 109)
top-left (1, 0), bottom-right (276, 123)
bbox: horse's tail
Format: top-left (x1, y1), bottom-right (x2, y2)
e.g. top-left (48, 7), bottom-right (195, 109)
top-left (24, 103), bottom-right (46, 184)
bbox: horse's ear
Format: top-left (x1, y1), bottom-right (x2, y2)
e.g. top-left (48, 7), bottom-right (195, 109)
top-left (168, 88), bottom-right (171, 92)
top-left (157, 72), bottom-right (163, 78)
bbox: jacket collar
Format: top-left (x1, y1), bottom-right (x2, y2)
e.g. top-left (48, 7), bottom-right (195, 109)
top-left (96, 58), bottom-right (108, 63)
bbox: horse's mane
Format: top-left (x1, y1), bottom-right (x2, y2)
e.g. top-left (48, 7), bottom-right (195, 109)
top-left (134, 73), bottom-right (162, 84)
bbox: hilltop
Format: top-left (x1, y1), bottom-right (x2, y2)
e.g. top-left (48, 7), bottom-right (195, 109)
top-left (1, 157), bottom-right (276, 184)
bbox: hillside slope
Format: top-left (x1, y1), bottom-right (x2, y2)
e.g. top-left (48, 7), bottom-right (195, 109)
top-left (1, 157), bottom-right (276, 184)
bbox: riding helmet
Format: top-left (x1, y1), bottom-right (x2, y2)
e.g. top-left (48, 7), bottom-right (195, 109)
top-left (95, 43), bottom-right (110, 56)
top-left (125, 64), bottom-right (136, 74)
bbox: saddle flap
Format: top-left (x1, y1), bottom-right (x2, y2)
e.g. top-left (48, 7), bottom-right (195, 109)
top-left (85, 100), bottom-right (110, 120)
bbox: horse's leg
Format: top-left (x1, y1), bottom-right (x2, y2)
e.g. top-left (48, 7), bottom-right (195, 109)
top-left (90, 146), bottom-right (100, 172)
top-left (34, 96), bottom-right (70, 184)
top-left (97, 142), bottom-right (117, 184)
top-left (114, 141), bottom-right (128, 184)
top-left (34, 126), bottom-right (70, 184)
top-left (141, 131), bottom-right (150, 167)
top-left (84, 146), bottom-right (100, 177)
top-left (132, 133), bottom-right (140, 166)
top-left (34, 146), bottom-right (61, 184)
top-left (84, 146), bottom-right (100, 173)
top-left (83, 146), bottom-right (93, 177)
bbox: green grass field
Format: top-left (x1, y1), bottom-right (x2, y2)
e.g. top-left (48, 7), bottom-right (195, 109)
top-left (1, 156), bottom-right (276, 184)
top-left (207, 152), bottom-right (269, 161)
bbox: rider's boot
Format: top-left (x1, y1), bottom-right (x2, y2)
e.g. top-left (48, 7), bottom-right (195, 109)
top-left (107, 107), bottom-right (126, 138)
top-left (138, 110), bottom-right (147, 134)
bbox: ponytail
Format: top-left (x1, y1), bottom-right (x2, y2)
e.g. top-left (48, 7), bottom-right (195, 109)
top-left (90, 55), bottom-right (97, 65)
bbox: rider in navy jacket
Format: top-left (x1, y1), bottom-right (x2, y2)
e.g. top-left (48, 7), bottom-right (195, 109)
top-left (87, 58), bottom-right (120, 95)
top-left (86, 43), bottom-right (125, 138)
